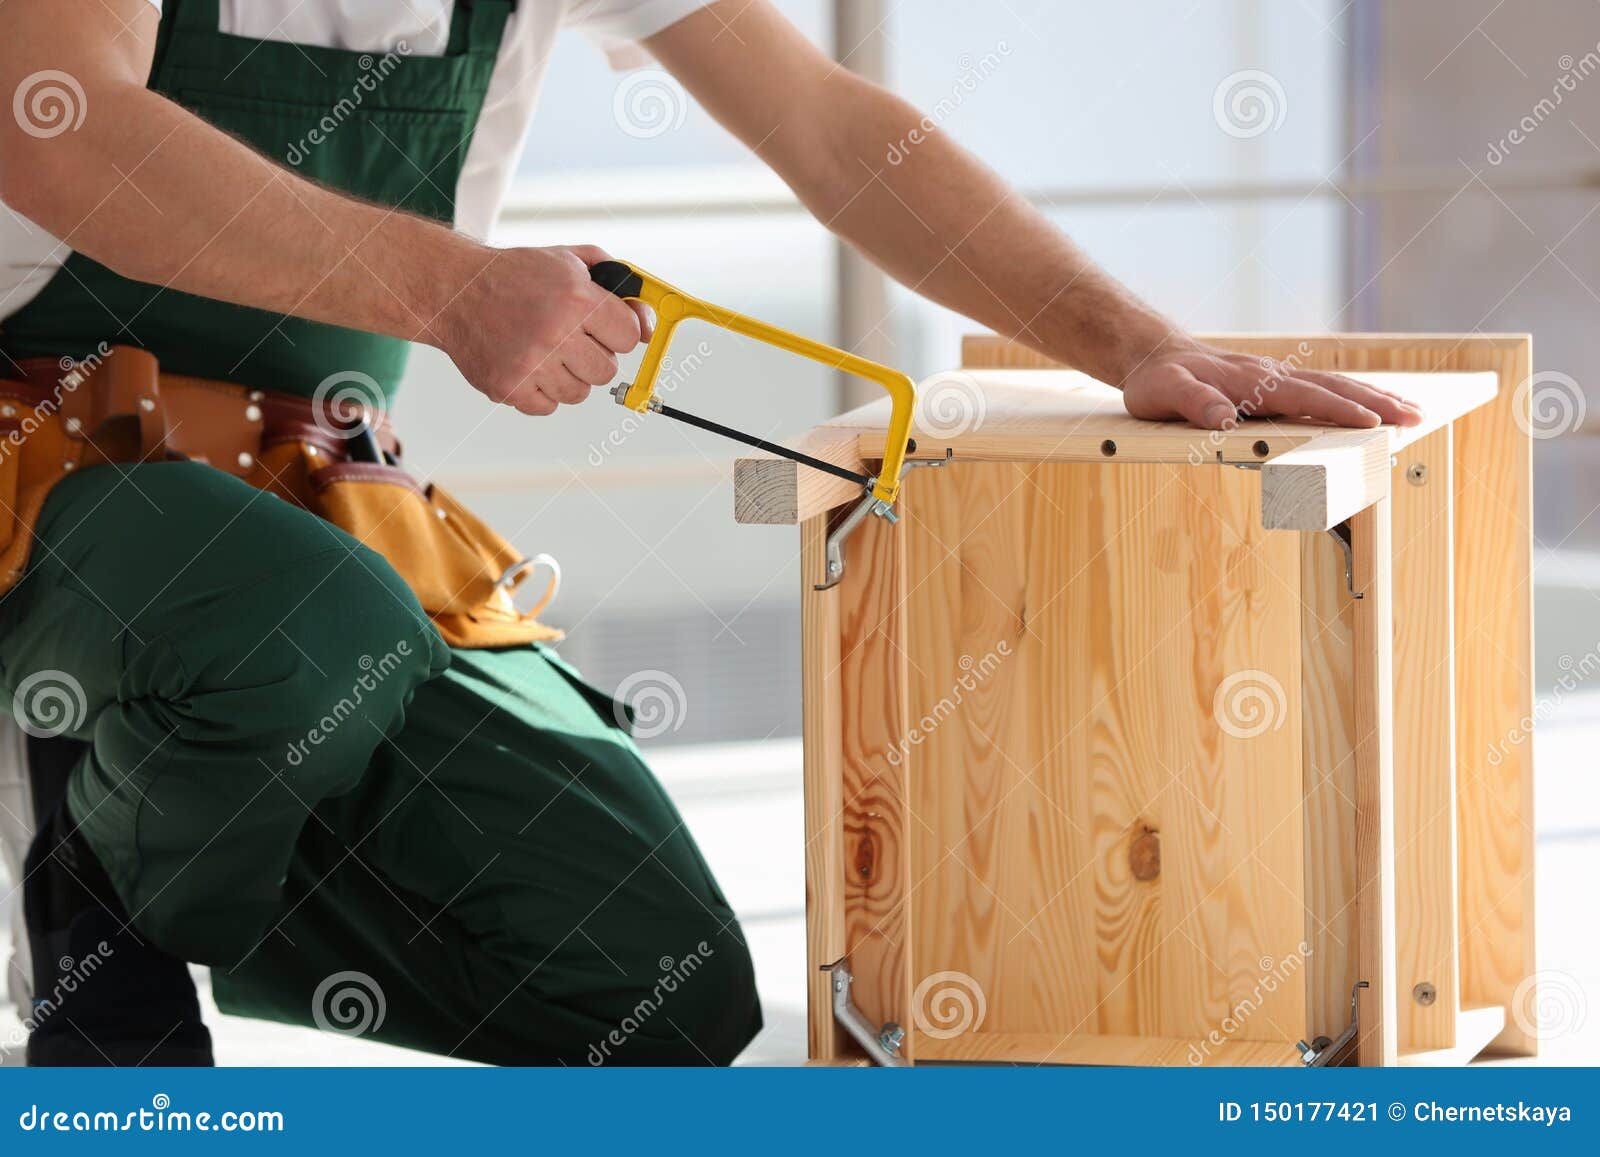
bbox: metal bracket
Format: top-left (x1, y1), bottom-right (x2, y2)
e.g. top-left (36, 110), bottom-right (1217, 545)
top-left (824, 958), bottom-right (909, 1066)
top-left (1327, 520), bottom-right (1364, 599)
top-left (815, 450), bottom-right (952, 591)
top-left (1297, 980), bottom-right (1369, 1066)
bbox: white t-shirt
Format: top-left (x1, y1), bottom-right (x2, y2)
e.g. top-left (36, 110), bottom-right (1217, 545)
top-left (0, 0), bottom-right (707, 322)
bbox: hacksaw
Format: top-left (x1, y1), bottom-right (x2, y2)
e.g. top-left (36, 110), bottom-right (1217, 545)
top-left (589, 261), bottom-right (922, 551)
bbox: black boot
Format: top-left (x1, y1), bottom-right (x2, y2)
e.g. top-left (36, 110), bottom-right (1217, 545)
top-left (22, 736), bottom-right (213, 1067)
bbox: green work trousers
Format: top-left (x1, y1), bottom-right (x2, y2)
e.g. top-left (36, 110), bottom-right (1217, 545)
top-left (0, 462), bottom-right (761, 1065)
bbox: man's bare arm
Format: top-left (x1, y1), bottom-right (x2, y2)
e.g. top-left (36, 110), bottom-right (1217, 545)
top-left (0, 0), bottom-right (642, 414)
top-left (648, 2), bottom-right (1421, 431)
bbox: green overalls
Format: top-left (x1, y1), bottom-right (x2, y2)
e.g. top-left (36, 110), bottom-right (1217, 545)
top-left (0, 0), bottom-right (760, 1065)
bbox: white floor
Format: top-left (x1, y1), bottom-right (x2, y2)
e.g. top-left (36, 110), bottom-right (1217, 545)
top-left (3, 693), bottom-right (1598, 1067)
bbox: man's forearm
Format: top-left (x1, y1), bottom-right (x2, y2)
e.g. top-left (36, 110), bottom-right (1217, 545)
top-left (2, 81), bottom-right (488, 349)
top-left (652, 0), bottom-right (1422, 430)
top-left (792, 73), bottom-right (1183, 386)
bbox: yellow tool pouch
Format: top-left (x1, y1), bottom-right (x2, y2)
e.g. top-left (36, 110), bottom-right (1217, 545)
top-left (293, 456), bottom-right (561, 649)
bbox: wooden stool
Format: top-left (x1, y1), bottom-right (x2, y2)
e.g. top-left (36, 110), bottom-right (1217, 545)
top-left (735, 334), bottom-right (1536, 1067)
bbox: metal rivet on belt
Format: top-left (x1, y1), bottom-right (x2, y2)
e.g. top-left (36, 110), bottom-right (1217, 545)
top-left (64, 417), bottom-right (82, 433)
top-left (245, 404), bottom-right (262, 422)
top-left (138, 397), bottom-right (156, 412)
top-left (62, 461), bottom-right (75, 471)
top-left (237, 451), bottom-right (254, 469)
top-left (248, 390), bottom-right (264, 402)
top-left (0, 404), bottom-right (15, 418)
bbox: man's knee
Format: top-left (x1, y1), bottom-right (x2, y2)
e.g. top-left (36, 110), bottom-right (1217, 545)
top-left (190, 549), bottom-right (449, 777)
top-left (79, 542), bottom-right (449, 962)
top-left (73, 469), bottom-right (460, 792)
top-left (580, 926), bottom-right (763, 1067)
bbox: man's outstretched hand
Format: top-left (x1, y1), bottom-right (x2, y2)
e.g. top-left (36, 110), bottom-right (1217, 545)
top-left (1119, 338), bottom-right (1425, 430)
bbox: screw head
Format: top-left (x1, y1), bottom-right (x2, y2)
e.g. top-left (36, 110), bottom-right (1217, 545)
top-left (1406, 462), bottom-right (1429, 486)
top-left (1412, 981), bottom-right (1437, 1006)
top-left (878, 1022), bottom-right (905, 1054)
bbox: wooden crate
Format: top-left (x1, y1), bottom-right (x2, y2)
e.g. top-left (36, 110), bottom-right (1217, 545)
top-left (736, 334), bottom-right (1536, 1067)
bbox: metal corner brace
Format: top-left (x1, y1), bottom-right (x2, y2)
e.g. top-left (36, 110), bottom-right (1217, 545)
top-left (825, 958), bottom-right (909, 1066)
top-left (1297, 980), bottom-right (1369, 1066)
top-left (1327, 520), bottom-right (1364, 599)
top-left (815, 450), bottom-right (952, 591)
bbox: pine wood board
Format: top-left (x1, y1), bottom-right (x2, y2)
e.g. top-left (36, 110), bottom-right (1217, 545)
top-left (835, 508), bottom-right (914, 1058)
top-left (733, 362), bottom-right (1494, 529)
top-left (901, 460), bottom-right (1308, 1053)
top-left (963, 332), bottom-right (1536, 1058)
top-left (914, 1030), bottom-right (1302, 1066)
top-left (1298, 531), bottom-right (1361, 1046)
top-left (800, 515), bottom-right (849, 1061)
top-left (1259, 428), bottom-right (1392, 530)
top-left (1396, 1004), bottom-right (1506, 1067)
top-left (735, 426), bottom-right (866, 525)
top-left (1391, 431), bottom-right (1460, 1054)
top-left (789, 333), bottom-right (1531, 1067)
top-left (1351, 499), bottom-right (1399, 1066)
top-left (831, 369), bottom-right (1494, 464)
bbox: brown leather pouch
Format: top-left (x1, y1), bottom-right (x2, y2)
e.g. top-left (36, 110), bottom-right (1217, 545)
top-left (2, 347), bottom-right (173, 592)
top-left (0, 370), bottom-right (94, 592)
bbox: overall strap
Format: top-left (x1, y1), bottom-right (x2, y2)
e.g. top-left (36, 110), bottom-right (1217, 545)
top-left (150, 0), bottom-right (219, 73)
top-left (170, 0), bottom-right (221, 33)
top-left (446, 0), bottom-right (515, 58)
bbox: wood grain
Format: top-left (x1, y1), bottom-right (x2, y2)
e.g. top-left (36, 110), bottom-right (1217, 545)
top-left (1298, 531), bottom-right (1360, 1046)
top-left (831, 369), bottom-right (1491, 463)
top-left (1351, 499), bottom-right (1399, 1066)
top-left (914, 1031), bottom-right (1302, 1066)
top-left (1391, 431), bottom-right (1459, 1055)
top-left (733, 427), bottom-right (867, 524)
top-left (964, 332), bottom-right (1536, 1058)
top-left (1396, 1005), bottom-right (1505, 1066)
top-left (800, 515), bottom-right (849, 1061)
top-left (733, 364), bottom-right (1493, 527)
top-left (1449, 343), bottom-right (1537, 1057)
top-left (836, 503), bottom-right (914, 1057)
top-left (902, 459), bottom-right (1307, 1057)
top-left (792, 333), bottom-right (1530, 1066)
top-left (1260, 428), bottom-right (1393, 531)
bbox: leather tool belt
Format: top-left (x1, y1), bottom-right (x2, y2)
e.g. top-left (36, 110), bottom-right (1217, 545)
top-left (0, 345), bottom-right (559, 649)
